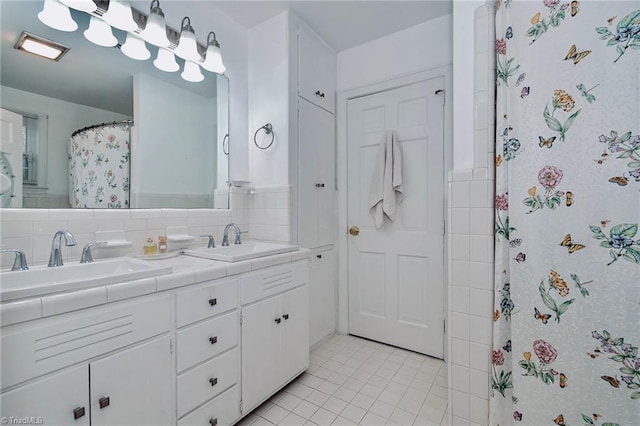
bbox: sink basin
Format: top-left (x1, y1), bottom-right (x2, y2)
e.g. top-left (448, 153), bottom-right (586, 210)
top-left (182, 241), bottom-right (299, 262)
top-left (0, 257), bottom-right (172, 302)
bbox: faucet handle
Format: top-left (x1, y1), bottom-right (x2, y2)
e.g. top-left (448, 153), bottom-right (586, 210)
top-left (1, 249), bottom-right (29, 271)
top-left (200, 234), bottom-right (216, 248)
top-left (80, 241), bottom-right (108, 264)
top-left (234, 230), bottom-right (248, 245)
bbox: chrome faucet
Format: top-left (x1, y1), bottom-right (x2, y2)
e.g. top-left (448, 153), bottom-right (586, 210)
top-left (200, 234), bottom-right (216, 248)
top-left (221, 223), bottom-right (246, 246)
top-left (1, 248), bottom-right (29, 271)
top-left (48, 230), bottom-right (77, 267)
top-left (80, 241), bottom-right (107, 263)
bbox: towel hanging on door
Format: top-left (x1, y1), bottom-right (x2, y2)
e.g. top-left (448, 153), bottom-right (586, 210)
top-left (369, 130), bottom-right (403, 230)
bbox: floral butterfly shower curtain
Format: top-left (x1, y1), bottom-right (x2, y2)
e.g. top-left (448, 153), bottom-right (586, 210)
top-left (491, 1), bottom-right (640, 425)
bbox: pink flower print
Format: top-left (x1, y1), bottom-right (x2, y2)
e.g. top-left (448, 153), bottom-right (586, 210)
top-left (495, 194), bottom-right (509, 211)
top-left (543, 0), bottom-right (560, 7)
top-left (496, 38), bottom-right (507, 55)
top-left (538, 166), bottom-right (563, 189)
top-left (492, 350), bottom-right (505, 366)
top-left (108, 134), bottom-right (116, 143)
top-left (533, 339), bottom-right (557, 364)
top-left (110, 194), bottom-right (118, 202)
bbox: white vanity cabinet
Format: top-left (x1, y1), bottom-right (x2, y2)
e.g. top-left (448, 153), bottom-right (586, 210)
top-left (309, 248), bottom-right (336, 346)
top-left (240, 261), bottom-right (310, 412)
top-left (0, 295), bottom-right (172, 425)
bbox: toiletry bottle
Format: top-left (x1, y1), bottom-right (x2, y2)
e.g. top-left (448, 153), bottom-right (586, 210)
top-left (144, 237), bottom-right (158, 255)
top-left (158, 236), bottom-right (167, 254)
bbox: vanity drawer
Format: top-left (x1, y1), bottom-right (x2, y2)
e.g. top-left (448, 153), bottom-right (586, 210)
top-left (240, 260), bottom-right (309, 305)
top-left (177, 310), bottom-right (238, 373)
top-left (1, 294), bottom-right (170, 390)
top-left (178, 384), bottom-right (239, 426)
top-left (177, 348), bottom-right (239, 418)
top-left (176, 278), bottom-right (238, 327)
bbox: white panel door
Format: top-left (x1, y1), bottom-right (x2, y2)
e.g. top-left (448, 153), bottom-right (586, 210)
top-left (90, 336), bottom-right (172, 426)
top-left (347, 78), bottom-right (445, 357)
top-left (0, 108), bottom-right (23, 207)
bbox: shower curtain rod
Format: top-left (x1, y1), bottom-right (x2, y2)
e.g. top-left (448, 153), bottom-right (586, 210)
top-left (71, 120), bottom-right (133, 138)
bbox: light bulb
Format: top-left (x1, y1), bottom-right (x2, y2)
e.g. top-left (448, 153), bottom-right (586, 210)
top-left (181, 61), bottom-right (204, 82)
top-left (153, 48), bottom-right (179, 72)
top-left (201, 32), bottom-right (226, 74)
top-left (84, 16), bottom-right (117, 47)
top-left (38, 0), bottom-right (78, 32)
top-left (121, 33), bottom-right (150, 60)
top-left (140, 0), bottom-right (170, 48)
top-left (102, 0), bottom-right (138, 32)
top-left (173, 17), bottom-right (201, 62)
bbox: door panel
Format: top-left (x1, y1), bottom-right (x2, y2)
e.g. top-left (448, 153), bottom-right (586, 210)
top-left (309, 250), bottom-right (336, 346)
top-left (0, 108), bottom-right (23, 207)
top-left (347, 78), bottom-right (445, 357)
top-left (281, 285), bottom-right (309, 382)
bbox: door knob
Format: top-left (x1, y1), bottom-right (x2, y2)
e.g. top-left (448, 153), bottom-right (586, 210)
top-left (349, 226), bottom-right (360, 236)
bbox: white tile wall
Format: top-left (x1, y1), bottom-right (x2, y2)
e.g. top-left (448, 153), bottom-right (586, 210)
top-left (0, 185), bottom-right (293, 269)
top-left (447, 3), bottom-right (496, 425)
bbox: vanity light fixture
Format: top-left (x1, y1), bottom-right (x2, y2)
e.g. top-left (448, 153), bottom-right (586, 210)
top-left (154, 47), bottom-right (179, 72)
top-left (14, 31), bottom-right (70, 61)
top-left (58, 0), bottom-right (97, 13)
top-left (84, 15), bottom-right (118, 47)
top-left (200, 31), bottom-right (226, 74)
top-left (102, 0), bottom-right (138, 32)
top-left (140, 0), bottom-right (170, 48)
top-left (38, 0), bottom-right (78, 32)
top-left (181, 60), bottom-right (204, 82)
top-left (173, 17), bottom-right (201, 62)
top-left (120, 33), bottom-right (150, 61)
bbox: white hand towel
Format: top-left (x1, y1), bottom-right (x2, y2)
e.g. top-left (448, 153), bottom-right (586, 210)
top-left (369, 130), bottom-right (403, 229)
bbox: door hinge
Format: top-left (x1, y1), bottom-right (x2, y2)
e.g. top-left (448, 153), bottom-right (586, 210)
top-left (240, 399), bottom-right (243, 414)
top-left (443, 319), bottom-right (446, 334)
top-left (170, 337), bottom-right (174, 354)
top-left (239, 312), bottom-right (243, 325)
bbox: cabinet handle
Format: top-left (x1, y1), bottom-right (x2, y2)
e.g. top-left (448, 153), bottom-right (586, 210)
top-left (209, 336), bottom-right (218, 345)
top-left (209, 377), bottom-right (218, 387)
top-left (275, 317), bottom-right (282, 324)
top-left (315, 90), bottom-right (325, 98)
top-left (315, 183), bottom-right (325, 188)
top-left (98, 396), bottom-right (110, 409)
top-left (283, 314), bottom-right (290, 320)
top-left (73, 406), bottom-right (86, 420)
top-left (208, 298), bottom-right (217, 306)
top-left (316, 254), bottom-right (322, 259)
top-left (209, 418), bottom-right (218, 426)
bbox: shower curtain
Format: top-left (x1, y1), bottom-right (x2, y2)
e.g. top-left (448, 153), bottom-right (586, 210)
top-left (491, 1), bottom-right (639, 425)
top-left (69, 122), bottom-right (131, 208)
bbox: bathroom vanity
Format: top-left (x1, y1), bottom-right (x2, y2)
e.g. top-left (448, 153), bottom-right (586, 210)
top-left (0, 250), bottom-right (310, 425)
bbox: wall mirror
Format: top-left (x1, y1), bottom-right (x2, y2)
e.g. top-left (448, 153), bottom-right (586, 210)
top-left (0, 1), bottom-right (230, 209)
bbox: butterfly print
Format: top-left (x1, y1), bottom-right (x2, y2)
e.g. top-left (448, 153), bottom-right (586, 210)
top-left (559, 373), bottom-right (567, 388)
top-left (564, 44), bottom-right (591, 65)
top-left (609, 176), bottom-right (628, 186)
top-left (515, 73), bottom-right (526, 87)
top-left (534, 307), bottom-right (551, 324)
top-left (608, 16), bottom-right (616, 25)
top-left (601, 375), bottom-right (620, 388)
top-left (514, 252), bottom-right (526, 263)
top-left (539, 136), bottom-right (556, 148)
top-left (560, 234), bottom-right (586, 253)
top-left (553, 414), bottom-right (565, 425)
top-left (520, 86), bottom-right (530, 99)
top-left (565, 191), bottom-right (573, 207)
top-left (506, 26), bottom-right (513, 39)
top-left (509, 238), bottom-right (523, 248)
top-left (570, 0), bottom-right (579, 17)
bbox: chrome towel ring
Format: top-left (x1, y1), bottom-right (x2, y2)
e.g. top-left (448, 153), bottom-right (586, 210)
top-left (254, 123), bottom-right (274, 150)
top-left (222, 134), bottom-right (229, 155)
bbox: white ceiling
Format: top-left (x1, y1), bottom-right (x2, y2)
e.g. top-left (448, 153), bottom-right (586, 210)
top-left (211, 1), bottom-right (453, 52)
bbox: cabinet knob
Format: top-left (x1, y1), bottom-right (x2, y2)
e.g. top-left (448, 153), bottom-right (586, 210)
top-left (209, 418), bottom-right (218, 426)
top-left (315, 90), bottom-right (325, 98)
top-left (316, 254), bottom-right (322, 259)
top-left (98, 396), bottom-right (110, 409)
top-left (73, 406), bottom-right (86, 420)
top-left (209, 336), bottom-right (218, 345)
top-left (283, 314), bottom-right (289, 320)
top-left (208, 298), bottom-right (217, 306)
top-left (275, 317), bottom-right (282, 324)
top-left (315, 183), bottom-right (325, 188)
top-left (209, 377), bottom-right (218, 387)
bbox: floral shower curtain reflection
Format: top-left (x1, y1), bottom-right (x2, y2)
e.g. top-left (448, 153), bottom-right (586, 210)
top-left (69, 121), bottom-right (132, 208)
top-left (491, 1), bottom-right (640, 424)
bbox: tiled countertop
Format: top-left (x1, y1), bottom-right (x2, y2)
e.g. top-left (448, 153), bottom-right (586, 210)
top-left (0, 248), bottom-right (310, 327)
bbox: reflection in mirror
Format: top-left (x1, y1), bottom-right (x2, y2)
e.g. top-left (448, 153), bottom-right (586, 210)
top-left (0, 1), bottom-right (230, 209)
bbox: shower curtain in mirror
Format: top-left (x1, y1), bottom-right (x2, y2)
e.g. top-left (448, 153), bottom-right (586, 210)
top-left (491, 1), bottom-right (640, 424)
top-left (69, 122), bottom-right (131, 208)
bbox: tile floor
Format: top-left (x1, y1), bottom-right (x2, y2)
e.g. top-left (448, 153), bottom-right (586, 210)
top-left (236, 334), bottom-right (448, 426)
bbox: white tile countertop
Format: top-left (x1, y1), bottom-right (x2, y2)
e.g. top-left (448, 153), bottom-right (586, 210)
top-left (0, 248), bottom-right (310, 327)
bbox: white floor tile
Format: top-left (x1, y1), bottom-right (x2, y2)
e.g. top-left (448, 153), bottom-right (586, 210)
top-left (292, 400), bottom-right (320, 420)
top-left (332, 416), bottom-right (357, 426)
top-left (280, 413), bottom-right (306, 426)
top-left (361, 411), bottom-right (387, 425)
top-left (333, 386), bottom-right (357, 403)
top-left (340, 404), bottom-right (367, 423)
top-left (262, 405), bottom-right (289, 424)
top-left (309, 408), bottom-right (337, 425)
top-left (276, 393), bottom-right (303, 411)
top-left (318, 380), bottom-right (340, 395)
top-left (306, 390), bottom-right (331, 407)
top-left (351, 393), bottom-right (376, 410)
top-left (388, 407), bottom-right (416, 425)
top-left (378, 389), bottom-right (402, 407)
top-left (322, 396), bottom-right (348, 415)
top-left (369, 400), bottom-right (394, 419)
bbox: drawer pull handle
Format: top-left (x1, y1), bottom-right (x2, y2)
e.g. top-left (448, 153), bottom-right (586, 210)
top-left (316, 254), bottom-right (322, 259)
top-left (283, 314), bottom-right (290, 320)
top-left (315, 90), bottom-right (325, 98)
top-left (208, 298), bottom-right (217, 306)
top-left (73, 406), bottom-right (85, 420)
top-left (209, 418), bottom-right (218, 426)
top-left (99, 396), bottom-right (110, 409)
top-left (315, 183), bottom-right (325, 188)
top-left (209, 377), bottom-right (218, 387)
top-left (275, 317), bottom-right (282, 324)
top-left (209, 336), bottom-right (218, 345)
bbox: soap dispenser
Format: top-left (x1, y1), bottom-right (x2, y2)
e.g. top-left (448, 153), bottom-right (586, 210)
top-left (143, 236), bottom-right (158, 255)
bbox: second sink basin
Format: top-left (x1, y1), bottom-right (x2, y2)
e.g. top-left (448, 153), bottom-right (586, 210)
top-left (0, 257), bottom-right (172, 302)
top-left (182, 241), bottom-right (299, 262)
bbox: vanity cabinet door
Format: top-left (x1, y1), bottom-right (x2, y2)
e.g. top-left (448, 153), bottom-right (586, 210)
top-left (90, 336), bottom-right (171, 426)
top-left (309, 249), bottom-right (336, 346)
top-left (0, 365), bottom-right (89, 425)
top-left (280, 285), bottom-right (309, 382)
top-left (241, 295), bottom-right (281, 412)
top-left (298, 25), bottom-right (336, 113)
